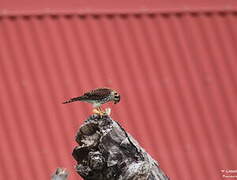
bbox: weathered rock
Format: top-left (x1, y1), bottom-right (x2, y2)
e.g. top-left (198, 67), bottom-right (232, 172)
top-left (72, 114), bottom-right (169, 180)
top-left (51, 168), bottom-right (69, 180)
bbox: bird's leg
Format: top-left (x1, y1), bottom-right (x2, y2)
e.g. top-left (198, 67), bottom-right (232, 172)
top-left (99, 107), bottom-right (108, 115)
top-left (98, 107), bottom-right (102, 113)
top-left (93, 107), bottom-right (105, 116)
top-left (93, 107), bottom-right (102, 115)
top-left (98, 107), bottom-right (106, 115)
top-left (92, 108), bottom-right (100, 115)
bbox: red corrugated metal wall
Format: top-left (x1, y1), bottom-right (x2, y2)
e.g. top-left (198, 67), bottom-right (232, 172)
top-left (0, 9), bottom-right (237, 180)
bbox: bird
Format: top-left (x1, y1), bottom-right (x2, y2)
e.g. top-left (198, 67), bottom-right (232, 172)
top-left (62, 88), bottom-right (120, 115)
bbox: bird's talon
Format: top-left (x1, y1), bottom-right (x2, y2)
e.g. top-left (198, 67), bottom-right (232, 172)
top-left (93, 109), bottom-right (100, 114)
top-left (93, 109), bottom-right (108, 117)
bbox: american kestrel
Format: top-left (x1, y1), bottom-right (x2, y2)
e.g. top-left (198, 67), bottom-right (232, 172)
top-left (62, 88), bottom-right (120, 115)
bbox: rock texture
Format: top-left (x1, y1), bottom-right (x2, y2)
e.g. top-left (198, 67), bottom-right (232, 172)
top-left (72, 114), bottom-right (169, 180)
top-left (51, 168), bottom-right (69, 180)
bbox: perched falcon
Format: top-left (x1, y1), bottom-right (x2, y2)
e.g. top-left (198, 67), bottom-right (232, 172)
top-left (62, 88), bottom-right (120, 115)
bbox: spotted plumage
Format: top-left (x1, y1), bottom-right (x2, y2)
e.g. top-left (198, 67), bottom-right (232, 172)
top-left (62, 88), bottom-right (120, 109)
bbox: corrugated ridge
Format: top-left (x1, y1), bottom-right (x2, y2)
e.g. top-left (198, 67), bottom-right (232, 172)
top-left (0, 8), bottom-right (237, 17)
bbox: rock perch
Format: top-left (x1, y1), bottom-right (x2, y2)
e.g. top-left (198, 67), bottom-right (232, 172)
top-left (72, 114), bottom-right (169, 180)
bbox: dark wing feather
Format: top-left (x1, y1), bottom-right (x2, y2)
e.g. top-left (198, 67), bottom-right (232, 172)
top-left (83, 88), bottom-right (112, 100)
top-left (62, 88), bottom-right (112, 104)
top-left (62, 96), bottom-right (84, 104)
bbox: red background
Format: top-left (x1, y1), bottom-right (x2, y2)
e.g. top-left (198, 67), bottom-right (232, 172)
top-left (0, 1), bottom-right (237, 180)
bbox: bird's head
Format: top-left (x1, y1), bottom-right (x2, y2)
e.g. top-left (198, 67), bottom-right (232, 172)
top-left (112, 90), bottom-right (120, 104)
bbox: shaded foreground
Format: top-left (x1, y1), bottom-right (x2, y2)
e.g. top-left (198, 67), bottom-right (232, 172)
top-left (72, 114), bottom-right (169, 180)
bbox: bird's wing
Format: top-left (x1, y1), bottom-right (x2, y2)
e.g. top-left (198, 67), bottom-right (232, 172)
top-left (83, 88), bottom-right (111, 100)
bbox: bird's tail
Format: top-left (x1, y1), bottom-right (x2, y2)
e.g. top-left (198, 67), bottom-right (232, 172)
top-left (62, 96), bottom-right (83, 104)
